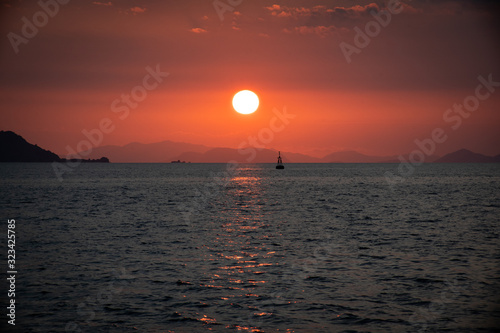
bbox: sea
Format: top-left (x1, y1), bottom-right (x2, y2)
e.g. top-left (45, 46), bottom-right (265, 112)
top-left (1, 163), bottom-right (499, 332)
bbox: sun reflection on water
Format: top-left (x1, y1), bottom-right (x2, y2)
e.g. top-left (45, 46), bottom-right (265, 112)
top-left (171, 167), bottom-right (294, 331)
top-left (197, 170), bottom-right (283, 330)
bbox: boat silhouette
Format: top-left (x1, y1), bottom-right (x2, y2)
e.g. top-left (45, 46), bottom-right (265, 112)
top-left (276, 151), bottom-right (284, 169)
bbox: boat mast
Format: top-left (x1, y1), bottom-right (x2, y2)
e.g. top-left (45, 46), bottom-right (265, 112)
top-left (277, 151), bottom-right (282, 164)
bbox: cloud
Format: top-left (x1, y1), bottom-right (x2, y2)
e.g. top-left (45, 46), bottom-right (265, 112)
top-left (262, 2), bottom-right (423, 36)
top-left (265, 4), bottom-right (281, 11)
top-left (189, 28), bottom-right (207, 34)
top-left (92, 1), bottom-right (112, 6)
top-left (275, 11), bottom-right (293, 18)
top-left (284, 25), bottom-right (339, 37)
top-left (130, 6), bottom-right (146, 14)
top-left (266, 5), bottom-right (312, 18)
top-left (265, 2), bottom-right (420, 22)
top-left (264, 3), bottom-right (382, 28)
top-left (325, 3), bottom-right (380, 20)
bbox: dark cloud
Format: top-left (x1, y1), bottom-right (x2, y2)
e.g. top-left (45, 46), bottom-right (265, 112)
top-left (0, 0), bottom-right (498, 92)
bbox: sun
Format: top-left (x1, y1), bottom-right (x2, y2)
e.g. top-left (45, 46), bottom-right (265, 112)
top-left (232, 90), bottom-right (259, 115)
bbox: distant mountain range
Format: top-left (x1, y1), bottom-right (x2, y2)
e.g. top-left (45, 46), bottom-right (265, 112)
top-left (82, 141), bottom-right (211, 163)
top-left (433, 149), bottom-right (500, 163)
top-left (0, 131), bottom-right (109, 163)
top-left (1, 130), bottom-right (499, 163)
top-left (82, 143), bottom-right (442, 163)
top-left (321, 150), bottom-right (440, 163)
top-left (81, 140), bottom-right (500, 163)
top-left (82, 143), bottom-right (322, 163)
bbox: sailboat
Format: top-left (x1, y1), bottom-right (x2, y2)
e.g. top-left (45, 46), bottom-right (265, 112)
top-left (276, 151), bottom-right (284, 169)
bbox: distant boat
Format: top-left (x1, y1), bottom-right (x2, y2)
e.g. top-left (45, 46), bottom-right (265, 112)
top-left (171, 160), bottom-right (186, 163)
top-left (276, 151), bottom-right (284, 169)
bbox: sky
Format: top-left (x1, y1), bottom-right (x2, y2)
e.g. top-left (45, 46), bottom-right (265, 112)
top-left (1, 0), bottom-right (499, 158)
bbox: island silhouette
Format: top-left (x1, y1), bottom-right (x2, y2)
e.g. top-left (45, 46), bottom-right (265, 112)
top-left (1, 130), bottom-right (499, 163)
top-left (0, 131), bottom-right (109, 163)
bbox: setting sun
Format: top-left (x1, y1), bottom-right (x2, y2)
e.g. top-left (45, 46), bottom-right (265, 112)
top-left (232, 90), bottom-right (259, 115)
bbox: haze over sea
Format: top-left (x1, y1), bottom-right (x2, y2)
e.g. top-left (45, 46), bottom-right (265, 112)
top-left (1, 163), bottom-right (499, 332)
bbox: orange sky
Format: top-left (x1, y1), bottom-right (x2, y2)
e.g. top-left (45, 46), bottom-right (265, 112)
top-left (1, 0), bottom-right (499, 157)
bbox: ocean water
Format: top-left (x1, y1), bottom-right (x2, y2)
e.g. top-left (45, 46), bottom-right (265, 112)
top-left (1, 163), bottom-right (499, 332)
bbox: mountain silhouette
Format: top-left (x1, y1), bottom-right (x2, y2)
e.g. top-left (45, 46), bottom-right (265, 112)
top-left (0, 131), bottom-right (61, 162)
top-left (83, 142), bottom-right (321, 163)
top-left (3, 131), bottom-right (497, 164)
top-left (174, 147), bottom-right (321, 163)
top-left (0, 131), bottom-right (110, 163)
top-left (434, 149), bottom-right (500, 163)
top-left (82, 141), bottom-right (211, 163)
top-left (322, 150), bottom-right (390, 163)
top-left (321, 150), bottom-right (441, 163)
top-left (76, 139), bottom-right (499, 163)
